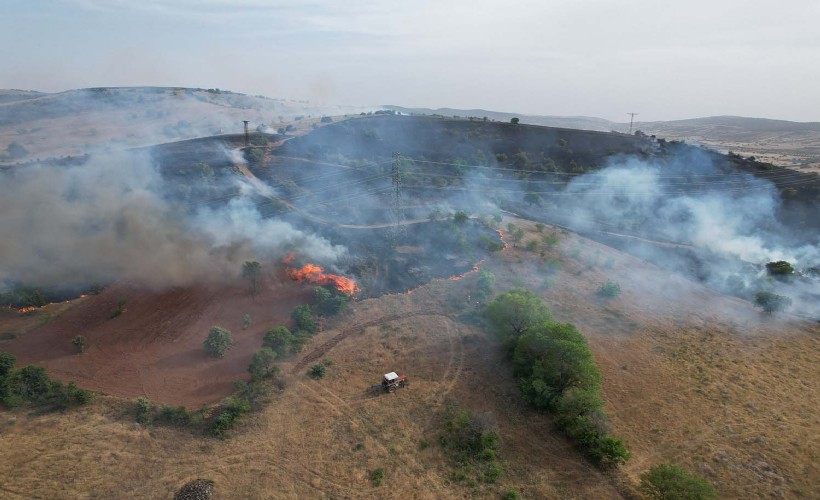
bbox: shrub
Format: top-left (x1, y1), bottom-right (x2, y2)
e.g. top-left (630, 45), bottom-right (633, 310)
top-left (502, 490), bottom-right (520, 500)
top-left (291, 305), bottom-right (317, 334)
top-left (209, 397), bottom-right (250, 437)
top-left (485, 288), bottom-right (553, 345)
top-left (370, 467), bottom-right (384, 486)
top-left (765, 260), bottom-right (794, 279)
top-left (309, 364), bottom-right (326, 379)
top-left (313, 286), bottom-right (350, 316)
top-left (110, 299), bottom-right (127, 318)
top-left (248, 348), bottom-right (278, 381)
top-left (453, 211), bottom-right (469, 224)
top-left (0, 351), bottom-right (16, 379)
top-left (71, 335), bottom-right (86, 353)
top-left (640, 464), bottom-right (717, 499)
top-left (597, 281), bottom-right (621, 298)
top-left (525, 240), bottom-right (538, 252)
top-left (135, 397), bottom-right (153, 423)
top-left (754, 291), bottom-right (792, 314)
top-left (204, 326), bottom-right (233, 357)
top-left (244, 148), bottom-right (264, 164)
top-left (320, 116), bottom-right (333, 123)
top-left (242, 313), bottom-right (251, 329)
top-left (263, 326), bottom-right (295, 356)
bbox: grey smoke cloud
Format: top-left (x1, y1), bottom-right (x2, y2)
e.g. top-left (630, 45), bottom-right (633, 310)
top-left (0, 151), bottom-right (345, 290)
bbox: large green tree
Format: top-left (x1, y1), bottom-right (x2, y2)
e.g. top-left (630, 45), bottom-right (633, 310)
top-left (204, 326), bottom-right (233, 358)
top-left (263, 326), bottom-right (296, 356)
top-left (485, 288), bottom-right (552, 345)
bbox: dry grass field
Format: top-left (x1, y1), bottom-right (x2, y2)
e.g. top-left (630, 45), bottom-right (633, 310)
top-left (1, 220), bottom-right (817, 498)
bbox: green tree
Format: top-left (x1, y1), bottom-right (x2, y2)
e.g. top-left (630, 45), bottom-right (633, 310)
top-left (513, 323), bottom-right (601, 408)
top-left (291, 305), bottom-right (317, 334)
top-left (71, 335), bottom-right (86, 353)
top-left (524, 192), bottom-right (542, 207)
top-left (453, 211), bottom-right (469, 224)
top-left (204, 326), bottom-right (233, 358)
top-left (640, 464), bottom-right (717, 500)
top-left (765, 260), bottom-right (794, 278)
top-left (313, 286), bottom-right (350, 316)
top-left (242, 261), bottom-right (261, 297)
top-left (0, 351), bottom-right (16, 379)
top-left (474, 269), bottom-right (495, 303)
top-left (754, 291), bottom-right (792, 314)
top-left (248, 348), bottom-right (278, 381)
top-left (244, 148), bottom-right (264, 164)
top-left (263, 326), bottom-right (296, 356)
top-left (485, 288), bottom-right (553, 345)
top-left (309, 364), bottom-right (326, 379)
top-left (510, 117), bottom-right (520, 125)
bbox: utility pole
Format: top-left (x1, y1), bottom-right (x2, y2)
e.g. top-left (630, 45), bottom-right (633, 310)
top-left (390, 152), bottom-right (405, 241)
top-left (627, 113), bottom-right (638, 135)
top-left (243, 120), bottom-right (250, 146)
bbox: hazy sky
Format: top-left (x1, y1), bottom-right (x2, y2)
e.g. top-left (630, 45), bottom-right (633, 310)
top-left (1, 0), bottom-right (818, 121)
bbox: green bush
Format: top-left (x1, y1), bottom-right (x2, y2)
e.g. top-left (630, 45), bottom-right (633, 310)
top-left (597, 281), bottom-right (621, 298)
top-left (204, 326), bottom-right (233, 357)
top-left (309, 364), bottom-right (326, 379)
top-left (291, 305), bottom-right (317, 334)
top-left (313, 285), bottom-right (350, 316)
top-left (453, 211), bottom-right (469, 224)
top-left (754, 291), bottom-right (792, 314)
top-left (263, 326), bottom-right (296, 356)
top-left (485, 288), bottom-right (553, 346)
top-left (248, 348), bottom-right (278, 381)
top-left (71, 335), bottom-right (86, 353)
top-left (765, 260), bottom-right (794, 277)
top-left (244, 148), bottom-right (264, 164)
top-left (485, 290), bottom-right (629, 467)
top-left (640, 464), bottom-right (717, 499)
top-left (209, 397), bottom-right (250, 437)
top-left (370, 467), bottom-right (384, 486)
top-left (135, 397), bottom-right (153, 424)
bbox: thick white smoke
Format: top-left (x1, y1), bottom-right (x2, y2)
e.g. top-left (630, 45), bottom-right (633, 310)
top-left (0, 151), bottom-right (346, 291)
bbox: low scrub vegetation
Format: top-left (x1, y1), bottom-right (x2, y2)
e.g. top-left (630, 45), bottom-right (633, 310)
top-left (640, 463), bottom-right (716, 499)
top-left (596, 280), bottom-right (621, 298)
top-left (486, 289), bottom-right (629, 466)
top-left (1, 350), bottom-right (92, 410)
top-left (439, 404), bottom-right (503, 485)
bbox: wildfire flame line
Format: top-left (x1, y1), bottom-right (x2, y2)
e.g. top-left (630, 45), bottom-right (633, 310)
top-left (285, 262), bottom-right (358, 296)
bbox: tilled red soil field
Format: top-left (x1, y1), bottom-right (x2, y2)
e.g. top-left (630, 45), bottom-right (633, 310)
top-left (3, 275), bottom-right (311, 407)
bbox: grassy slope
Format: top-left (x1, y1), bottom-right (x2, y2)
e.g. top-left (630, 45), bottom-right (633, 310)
top-left (1, 219), bottom-right (816, 498)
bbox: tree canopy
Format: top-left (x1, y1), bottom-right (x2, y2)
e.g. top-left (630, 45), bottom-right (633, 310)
top-left (485, 288), bottom-right (553, 345)
top-left (204, 326), bottom-right (233, 357)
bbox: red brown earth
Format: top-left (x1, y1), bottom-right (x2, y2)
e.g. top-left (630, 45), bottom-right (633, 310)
top-left (2, 274), bottom-right (310, 407)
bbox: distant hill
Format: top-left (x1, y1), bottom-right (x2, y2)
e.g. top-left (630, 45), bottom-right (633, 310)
top-left (0, 87), bottom-right (373, 162)
top-left (385, 106), bottom-right (820, 172)
top-left (384, 105), bottom-right (615, 132)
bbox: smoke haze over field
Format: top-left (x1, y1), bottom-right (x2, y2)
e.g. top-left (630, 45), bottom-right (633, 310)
top-left (0, 151), bottom-right (345, 291)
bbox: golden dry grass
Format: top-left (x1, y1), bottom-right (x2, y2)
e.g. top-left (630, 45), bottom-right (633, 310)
top-left (1, 219), bottom-right (817, 498)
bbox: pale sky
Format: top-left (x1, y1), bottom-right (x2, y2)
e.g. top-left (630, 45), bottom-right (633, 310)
top-left (1, 0), bottom-right (818, 122)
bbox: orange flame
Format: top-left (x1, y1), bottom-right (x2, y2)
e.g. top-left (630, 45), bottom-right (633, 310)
top-left (282, 252), bottom-right (296, 265)
top-left (287, 263), bottom-right (358, 296)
